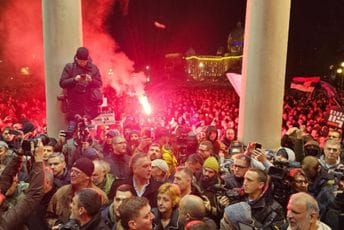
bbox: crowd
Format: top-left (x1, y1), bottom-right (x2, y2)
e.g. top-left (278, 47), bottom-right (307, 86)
top-left (0, 48), bottom-right (344, 229)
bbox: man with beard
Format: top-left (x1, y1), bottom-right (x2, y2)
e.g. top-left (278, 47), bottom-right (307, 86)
top-left (105, 136), bottom-right (131, 179)
top-left (197, 156), bottom-right (228, 224)
top-left (46, 157), bottom-right (108, 227)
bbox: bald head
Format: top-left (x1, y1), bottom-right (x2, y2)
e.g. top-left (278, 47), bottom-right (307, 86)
top-left (289, 192), bottom-right (319, 214)
top-left (179, 195), bottom-right (206, 225)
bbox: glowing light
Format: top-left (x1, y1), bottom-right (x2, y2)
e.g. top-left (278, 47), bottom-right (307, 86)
top-left (185, 55), bottom-right (242, 61)
top-left (341, 62), bottom-right (344, 68)
top-left (198, 62), bottom-right (204, 68)
top-left (337, 68), bottom-right (343, 74)
top-left (138, 95), bottom-right (152, 115)
top-left (20, 66), bottom-right (30, 75)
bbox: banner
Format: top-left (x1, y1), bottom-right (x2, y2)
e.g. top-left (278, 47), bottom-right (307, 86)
top-left (93, 112), bottom-right (116, 125)
top-left (327, 109), bottom-right (344, 128)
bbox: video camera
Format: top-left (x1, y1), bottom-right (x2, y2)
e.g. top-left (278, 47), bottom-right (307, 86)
top-left (212, 184), bottom-right (243, 204)
top-left (268, 160), bottom-right (300, 207)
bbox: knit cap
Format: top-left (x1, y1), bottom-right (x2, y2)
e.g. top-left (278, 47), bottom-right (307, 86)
top-left (151, 159), bottom-right (169, 174)
top-left (76, 47), bottom-right (89, 60)
top-left (72, 157), bottom-right (94, 177)
top-left (203, 156), bottom-right (219, 173)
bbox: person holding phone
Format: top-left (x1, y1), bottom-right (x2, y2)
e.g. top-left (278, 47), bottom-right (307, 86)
top-left (59, 47), bottom-right (103, 139)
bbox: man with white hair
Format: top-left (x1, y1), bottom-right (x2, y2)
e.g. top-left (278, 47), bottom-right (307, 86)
top-left (287, 192), bottom-right (331, 230)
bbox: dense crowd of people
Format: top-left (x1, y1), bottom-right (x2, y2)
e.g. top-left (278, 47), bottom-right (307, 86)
top-left (0, 47), bottom-right (343, 229)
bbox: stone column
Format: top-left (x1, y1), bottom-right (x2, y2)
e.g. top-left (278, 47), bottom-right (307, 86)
top-left (42, 0), bottom-right (82, 138)
top-left (238, 0), bottom-right (291, 148)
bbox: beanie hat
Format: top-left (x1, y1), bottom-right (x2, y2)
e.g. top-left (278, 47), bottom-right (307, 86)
top-left (203, 156), bottom-right (219, 173)
top-left (72, 157), bottom-right (94, 177)
top-left (224, 202), bottom-right (253, 229)
top-left (83, 147), bottom-right (98, 161)
top-left (0, 141), bottom-right (8, 149)
top-left (304, 139), bottom-right (320, 148)
top-left (76, 47), bottom-right (89, 60)
top-left (151, 159), bottom-right (169, 174)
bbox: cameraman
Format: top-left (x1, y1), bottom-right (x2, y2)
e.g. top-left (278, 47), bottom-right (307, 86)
top-left (60, 47), bottom-right (102, 139)
top-left (0, 139), bottom-right (45, 229)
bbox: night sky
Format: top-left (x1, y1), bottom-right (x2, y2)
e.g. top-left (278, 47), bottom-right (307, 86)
top-left (105, 0), bottom-right (344, 80)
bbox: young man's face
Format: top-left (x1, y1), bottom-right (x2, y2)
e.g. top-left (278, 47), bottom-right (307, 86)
top-left (130, 204), bottom-right (154, 230)
top-left (48, 156), bottom-right (66, 177)
top-left (70, 194), bottom-right (81, 220)
top-left (243, 170), bottom-right (263, 195)
top-left (43, 145), bottom-right (54, 161)
top-left (113, 190), bottom-right (133, 217)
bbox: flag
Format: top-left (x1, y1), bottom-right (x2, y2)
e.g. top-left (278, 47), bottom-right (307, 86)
top-left (290, 76), bottom-right (320, 93)
top-left (226, 72), bottom-right (241, 96)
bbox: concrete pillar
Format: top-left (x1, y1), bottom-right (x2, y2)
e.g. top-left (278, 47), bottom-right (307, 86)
top-left (42, 0), bottom-right (82, 138)
top-left (238, 0), bottom-right (291, 148)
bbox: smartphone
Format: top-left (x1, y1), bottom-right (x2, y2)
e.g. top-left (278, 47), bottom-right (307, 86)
top-left (255, 143), bottom-right (262, 149)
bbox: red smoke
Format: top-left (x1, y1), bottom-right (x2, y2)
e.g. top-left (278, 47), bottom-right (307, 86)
top-left (0, 0), bottom-right (145, 95)
top-left (0, 0), bottom-right (43, 80)
top-left (83, 0), bottom-right (146, 96)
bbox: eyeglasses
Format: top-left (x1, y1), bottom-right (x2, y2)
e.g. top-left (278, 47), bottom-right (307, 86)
top-left (2, 132), bottom-right (10, 135)
top-left (70, 168), bottom-right (84, 176)
top-left (233, 164), bottom-right (248, 169)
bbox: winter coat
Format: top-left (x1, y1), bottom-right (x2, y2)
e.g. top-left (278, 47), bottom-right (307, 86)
top-left (60, 59), bottom-right (102, 120)
top-left (0, 161), bottom-right (45, 230)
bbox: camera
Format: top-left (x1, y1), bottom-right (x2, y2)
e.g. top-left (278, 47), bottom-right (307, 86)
top-left (268, 160), bottom-right (300, 207)
top-left (213, 184), bottom-right (243, 203)
top-left (21, 134), bottom-right (51, 153)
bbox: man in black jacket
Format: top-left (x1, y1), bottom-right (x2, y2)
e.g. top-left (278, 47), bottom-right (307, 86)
top-left (60, 47), bottom-right (102, 138)
top-left (67, 188), bottom-right (109, 230)
top-left (243, 168), bottom-right (286, 229)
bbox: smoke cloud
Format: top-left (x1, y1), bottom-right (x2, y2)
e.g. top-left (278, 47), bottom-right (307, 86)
top-left (0, 0), bottom-right (146, 95)
top-left (84, 0), bottom-right (146, 96)
top-left (0, 0), bottom-right (43, 80)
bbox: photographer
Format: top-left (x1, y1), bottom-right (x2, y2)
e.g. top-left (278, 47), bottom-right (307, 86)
top-left (0, 139), bottom-right (45, 229)
top-left (60, 47), bottom-right (102, 139)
